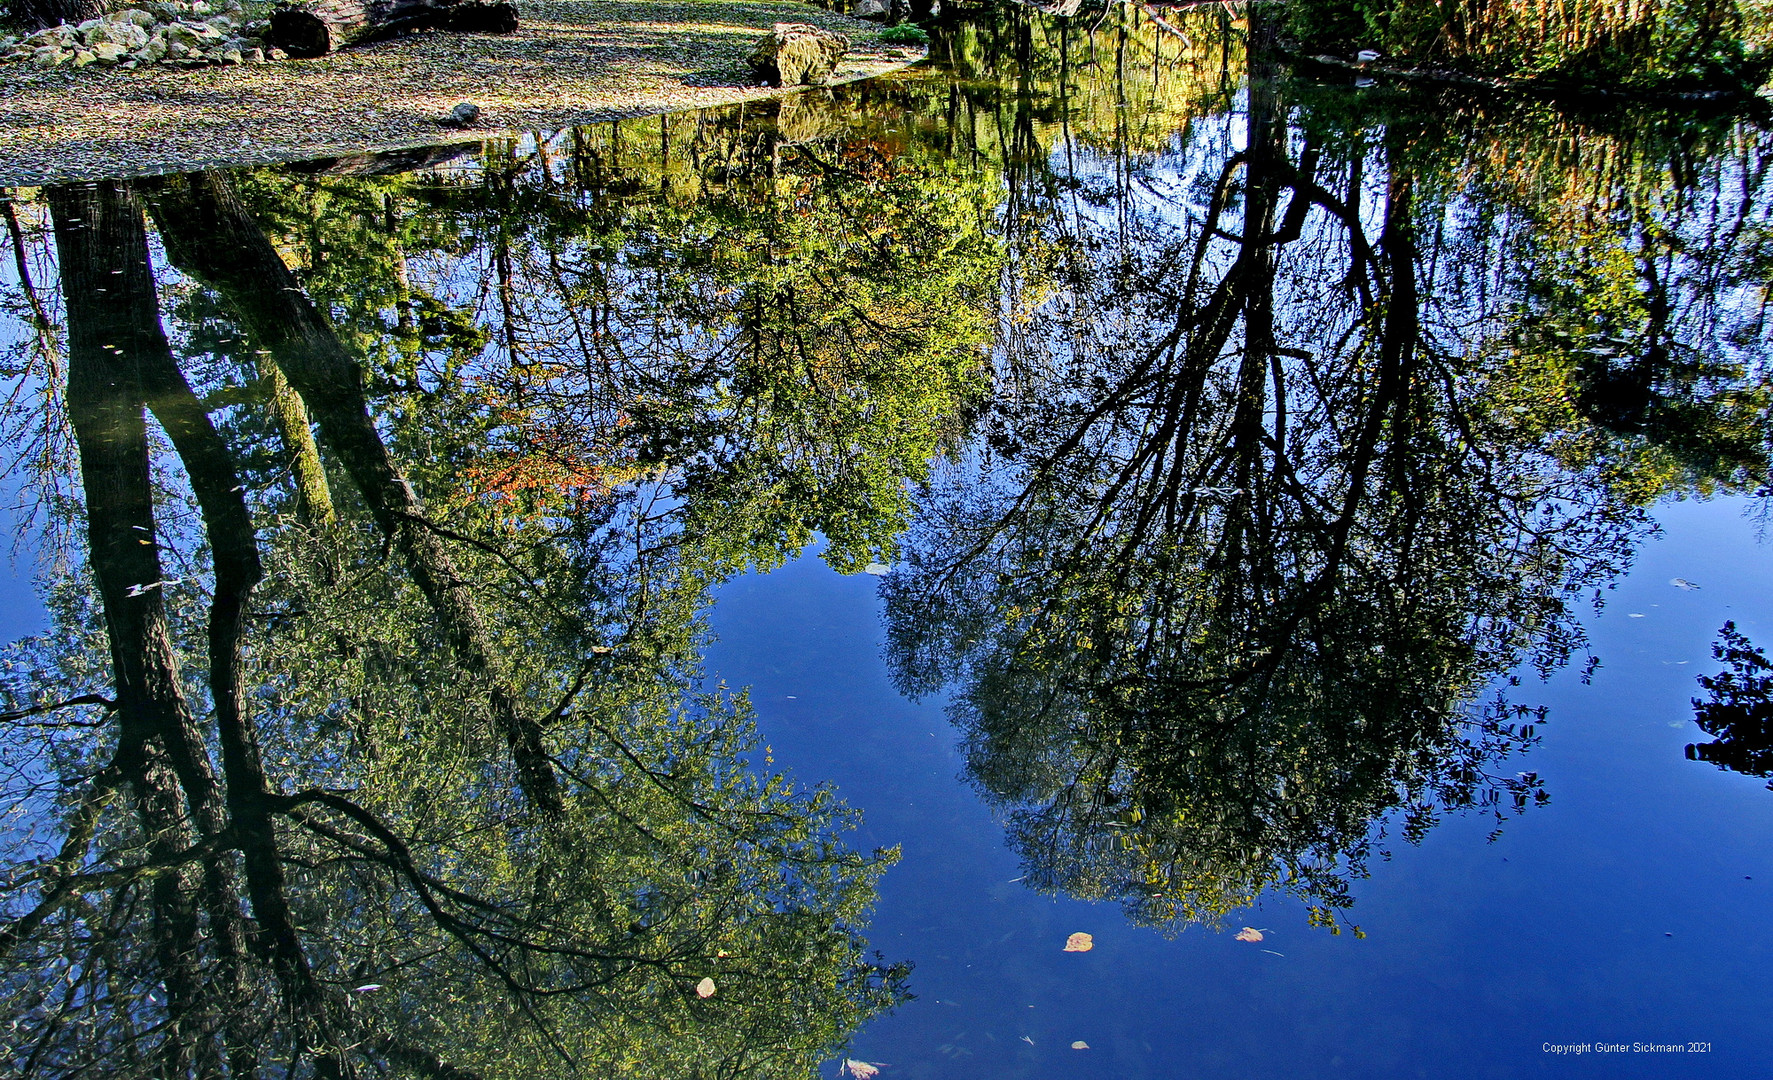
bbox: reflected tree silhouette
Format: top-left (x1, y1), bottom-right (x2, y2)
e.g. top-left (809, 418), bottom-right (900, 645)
top-left (0, 170), bottom-right (912, 1078)
top-left (1688, 621), bottom-right (1773, 785)
top-left (878, 27), bottom-right (1772, 932)
top-left (5, 9), bottom-right (1773, 1072)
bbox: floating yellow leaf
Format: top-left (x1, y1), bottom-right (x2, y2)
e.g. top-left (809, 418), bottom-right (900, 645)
top-left (1062, 932), bottom-right (1094, 952)
top-left (843, 1060), bottom-right (882, 1079)
top-left (1071, 1041), bottom-right (1090, 1050)
top-left (695, 977), bottom-right (716, 998)
top-left (1234, 927), bottom-right (1264, 942)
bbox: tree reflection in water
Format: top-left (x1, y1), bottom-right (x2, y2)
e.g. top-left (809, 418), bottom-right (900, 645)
top-left (885, 10), bottom-right (1773, 936)
top-left (3, 6), bottom-right (1773, 1073)
top-left (1688, 622), bottom-right (1773, 784)
top-left (0, 91), bottom-right (1006, 1074)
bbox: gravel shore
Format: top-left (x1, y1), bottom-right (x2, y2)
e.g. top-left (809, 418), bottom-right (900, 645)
top-left (0, 0), bottom-right (919, 185)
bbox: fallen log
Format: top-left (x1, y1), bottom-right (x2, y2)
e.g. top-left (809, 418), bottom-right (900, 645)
top-left (281, 143), bottom-right (481, 176)
top-left (267, 0), bottom-right (516, 58)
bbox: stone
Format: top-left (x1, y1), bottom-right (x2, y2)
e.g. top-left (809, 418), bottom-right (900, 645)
top-left (33, 45), bottom-right (69, 66)
top-left (243, 46), bottom-right (264, 61)
top-left (447, 101), bottom-right (481, 126)
top-left (91, 41), bottom-right (128, 62)
top-left (134, 37), bottom-right (168, 62)
top-left (90, 21), bottom-right (149, 49)
top-left (775, 90), bottom-right (842, 143)
top-left (221, 46), bottom-right (241, 63)
top-left (747, 22), bottom-right (848, 87)
top-left (72, 48), bottom-right (96, 66)
top-left (123, 8), bottom-right (158, 27)
top-left (851, 0), bottom-right (887, 18)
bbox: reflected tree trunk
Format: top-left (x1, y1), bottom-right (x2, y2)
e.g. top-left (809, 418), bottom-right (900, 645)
top-left (140, 173), bottom-right (566, 819)
top-left (50, 179), bottom-right (238, 1080)
top-left (261, 352), bottom-right (338, 528)
top-left (48, 180), bottom-right (357, 1079)
top-left (40, 176), bottom-right (508, 1080)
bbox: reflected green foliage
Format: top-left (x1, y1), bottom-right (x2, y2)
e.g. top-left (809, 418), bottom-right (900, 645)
top-left (240, 517), bottom-right (901, 1076)
top-left (927, 3), bottom-right (1247, 158)
top-left (0, 82), bottom-right (1032, 1073)
top-left (5, 9), bottom-right (1773, 1072)
top-left (1282, 0), bottom-right (1769, 89)
top-left (883, 28), bottom-right (1773, 933)
top-left (222, 107), bottom-right (1001, 576)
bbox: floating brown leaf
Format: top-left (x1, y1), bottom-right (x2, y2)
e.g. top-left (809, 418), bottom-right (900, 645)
top-left (695, 976), bottom-right (717, 998)
top-left (843, 1060), bottom-right (882, 1079)
top-left (1062, 932), bottom-right (1094, 952)
top-left (1234, 927), bottom-right (1263, 942)
top-left (1071, 1041), bottom-right (1090, 1050)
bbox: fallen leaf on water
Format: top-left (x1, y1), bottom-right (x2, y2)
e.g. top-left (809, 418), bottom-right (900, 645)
top-left (843, 1060), bottom-right (882, 1079)
top-left (1020, 1036), bottom-right (1035, 1046)
top-left (1071, 1041), bottom-right (1090, 1050)
top-left (1062, 932), bottom-right (1094, 952)
top-left (1234, 927), bottom-right (1264, 942)
top-left (695, 977), bottom-right (716, 998)
top-left (1670, 578), bottom-right (1702, 590)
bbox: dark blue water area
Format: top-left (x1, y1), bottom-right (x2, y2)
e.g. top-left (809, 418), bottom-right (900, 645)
top-left (705, 495), bottom-right (1773, 1079)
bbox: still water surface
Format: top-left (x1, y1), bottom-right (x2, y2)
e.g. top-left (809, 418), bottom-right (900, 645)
top-left (3, 8), bottom-right (1772, 1078)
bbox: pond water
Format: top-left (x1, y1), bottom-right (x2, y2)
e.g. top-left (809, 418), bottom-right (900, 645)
top-left (3, 7), bottom-right (1773, 1078)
